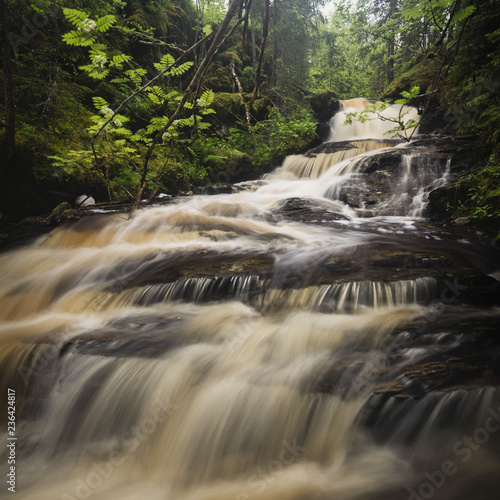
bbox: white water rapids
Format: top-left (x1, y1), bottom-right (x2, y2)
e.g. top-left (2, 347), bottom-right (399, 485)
top-left (1, 98), bottom-right (500, 500)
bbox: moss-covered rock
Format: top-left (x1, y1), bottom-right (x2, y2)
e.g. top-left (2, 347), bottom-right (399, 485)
top-left (428, 150), bottom-right (500, 223)
top-left (307, 91), bottom-right (340, 123)
top-left (211, 92), bottom-right (270, 127)
top-left (383, 58), bottom-right (435, 100)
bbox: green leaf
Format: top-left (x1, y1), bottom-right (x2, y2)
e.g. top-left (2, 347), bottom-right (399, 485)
top-left (79, 64), bottom-right (109, 79)
top-left (199, 89), bottom-right (215, 107)
top-left (125, 68), bottom-right (147, 86)
top-left (62, 8), bottom-right (88, 27)
top-left (109, 54), bottom-right (132, 69)
top-left (154, 54), bottom-right (175, 72)
top-left (168, 61), bottom-right (194, 76)
top-left (92, 97), bottom-right (109, 110)
top-left (453, 6), bottom-right (476, 23)
top-left (95, 15), bottom-right (116, 33)
top-left (62, 30), bottom-right (95, 46)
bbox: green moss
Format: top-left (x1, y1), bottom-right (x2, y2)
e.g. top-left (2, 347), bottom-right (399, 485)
top-left (51, 202), bottom-right (72, 215)
top-left (383, 58), bottom-right (435, 100)
top-left (441, 155), bottom-right (500, 220)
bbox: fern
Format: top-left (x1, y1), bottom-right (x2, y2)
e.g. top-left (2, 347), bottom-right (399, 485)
top-left (113, 128), bottom-right (132, 137)
top-left (168, 61), bottom-right (193, 76)
top-left (454, 6), bottom-right (476, 23)
top-left (199, 89), bottom-right (215, 108)
top-left (154, 54), bottom-right (175, 72)
top-left (146, 116), bottom-right (170, 134)
top-left (79, 64), bottom-right (109, 80)
top-left (205, 155), bottom-right (228, 163)
top-left (145, 86), bottom-right (168, 106)
top-left (92, 97), bottom-right (109, 110)
top-left (95, 15), bottom-right (116, 33)
top-left (166, 90), bottom-right (181, 100)
top-left (109, 54), bottom-right (132, 70)
top-left (62, 8), bottom-right (88, 27)
top-left (147, 94), bottom-right (161, 106)
top-left (125, 68), bottom-right (147, 87)
top-left (62, 30), bottom-right (95, 46)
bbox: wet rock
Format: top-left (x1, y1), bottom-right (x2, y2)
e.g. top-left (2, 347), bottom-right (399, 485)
top-left (199, 183), bottom-right (237, 195)
top-left (307, 139), bottom-right (399, 157)
top-left (307, 91), bottom-right (341, 123)
top-left (62, 316), bottom-right (189, 358)
top-left (271, 197), bottom-right (349, 223)
top-left (19, 202), bottom-right (88, 228)
top-left (427, 180), bottom-right (468, 220)
top-left (108, 252), bottom-right (276, 289)
top-left (309, 135), bottom-right (484, 216)
top-left (310, 309), bottom-right (500, 401)
top-left (418, 96), bottom-right (449, 135)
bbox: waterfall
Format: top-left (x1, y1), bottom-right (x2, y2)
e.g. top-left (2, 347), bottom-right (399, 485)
top-left (272, 97), bottom-right (448, 217)
top-left (328, 98), bottom-right (420, 142)
top-left (277, 97), bottom-right (416, 179)
top-left (280, 139), bottom-right (397, 178)
top-left (1, 98), bottom-right (500, 500)
top-left (368, 154), bottom-right (453, 217)
top-left (90, 275), bottom-right (436, 313)
top-left (408, 157), bottom-right (452, 217)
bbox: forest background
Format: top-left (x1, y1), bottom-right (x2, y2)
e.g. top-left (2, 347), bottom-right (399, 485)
top-left (0, 0), bottom-right (499, 222)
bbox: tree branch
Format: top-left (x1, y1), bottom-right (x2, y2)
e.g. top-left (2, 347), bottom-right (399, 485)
top-left (133, 0), bottom-right (244, 210)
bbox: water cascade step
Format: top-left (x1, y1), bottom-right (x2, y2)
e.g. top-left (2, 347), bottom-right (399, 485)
top-left (1, 98), bottom-right (499, 500)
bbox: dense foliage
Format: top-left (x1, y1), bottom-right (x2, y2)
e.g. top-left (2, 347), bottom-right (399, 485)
top-left (0, 0), bottom-right (499, 221)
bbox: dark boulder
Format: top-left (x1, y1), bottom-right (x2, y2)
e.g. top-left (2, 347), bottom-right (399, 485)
top-left (271, 197), bottom-right (350, 223)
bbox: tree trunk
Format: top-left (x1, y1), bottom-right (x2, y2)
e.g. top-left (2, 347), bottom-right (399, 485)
top-left (250, 0), bottom-right (270, 105)
top-left (230, 58), bottom-right (252, 132)
top-left (387, 0), bottom-right (397, 84)
top-left (135, 0), bottom-right (244, 209)
top-left (241, 0), bottom-right (253, 44)
top-left (387, 37), bottom-right (395, 83)
top-left (250, 17), bottom-right (257, 70)
top-left (0, 0), bottom-right (16, 172)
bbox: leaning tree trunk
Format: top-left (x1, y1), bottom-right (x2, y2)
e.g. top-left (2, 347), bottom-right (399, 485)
top-left (0, 0), bottom-right (16, 172)
top-left (230, 58), bottom-right (252, 132)
top-left (134, 0), bottom-right (245, 209)
top-left (250, 0), bottom-right (270, 106)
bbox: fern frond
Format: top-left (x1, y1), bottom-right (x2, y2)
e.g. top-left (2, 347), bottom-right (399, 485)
top-left (62, 30), bottom-right (95, 46)
top-left (199, 89), bottom-right (215, 107)
top-left (92, 97), bottom-right (109, 110)
top-left (168, 61), bottom-right (193, 76)
top-left (109, 54), bottom-right (132, 69)
top-left (154, 54), bottom-right (175, 72)
top-left (95, 15), bottom-right (116, 33)
top-left (62, 8), bottom-right (88, 27)
top-left (125, 68), bottom-right (146, 86)
top-left (454, 5), bottom-right (476, 22)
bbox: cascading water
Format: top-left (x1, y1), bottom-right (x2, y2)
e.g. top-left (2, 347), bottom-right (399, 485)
top-left (1, 99), bottom-right (500, 500)
top-left (279, 98), bottom-right (412, 179)
top-left (327, 97), bottom-right (420, 142)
